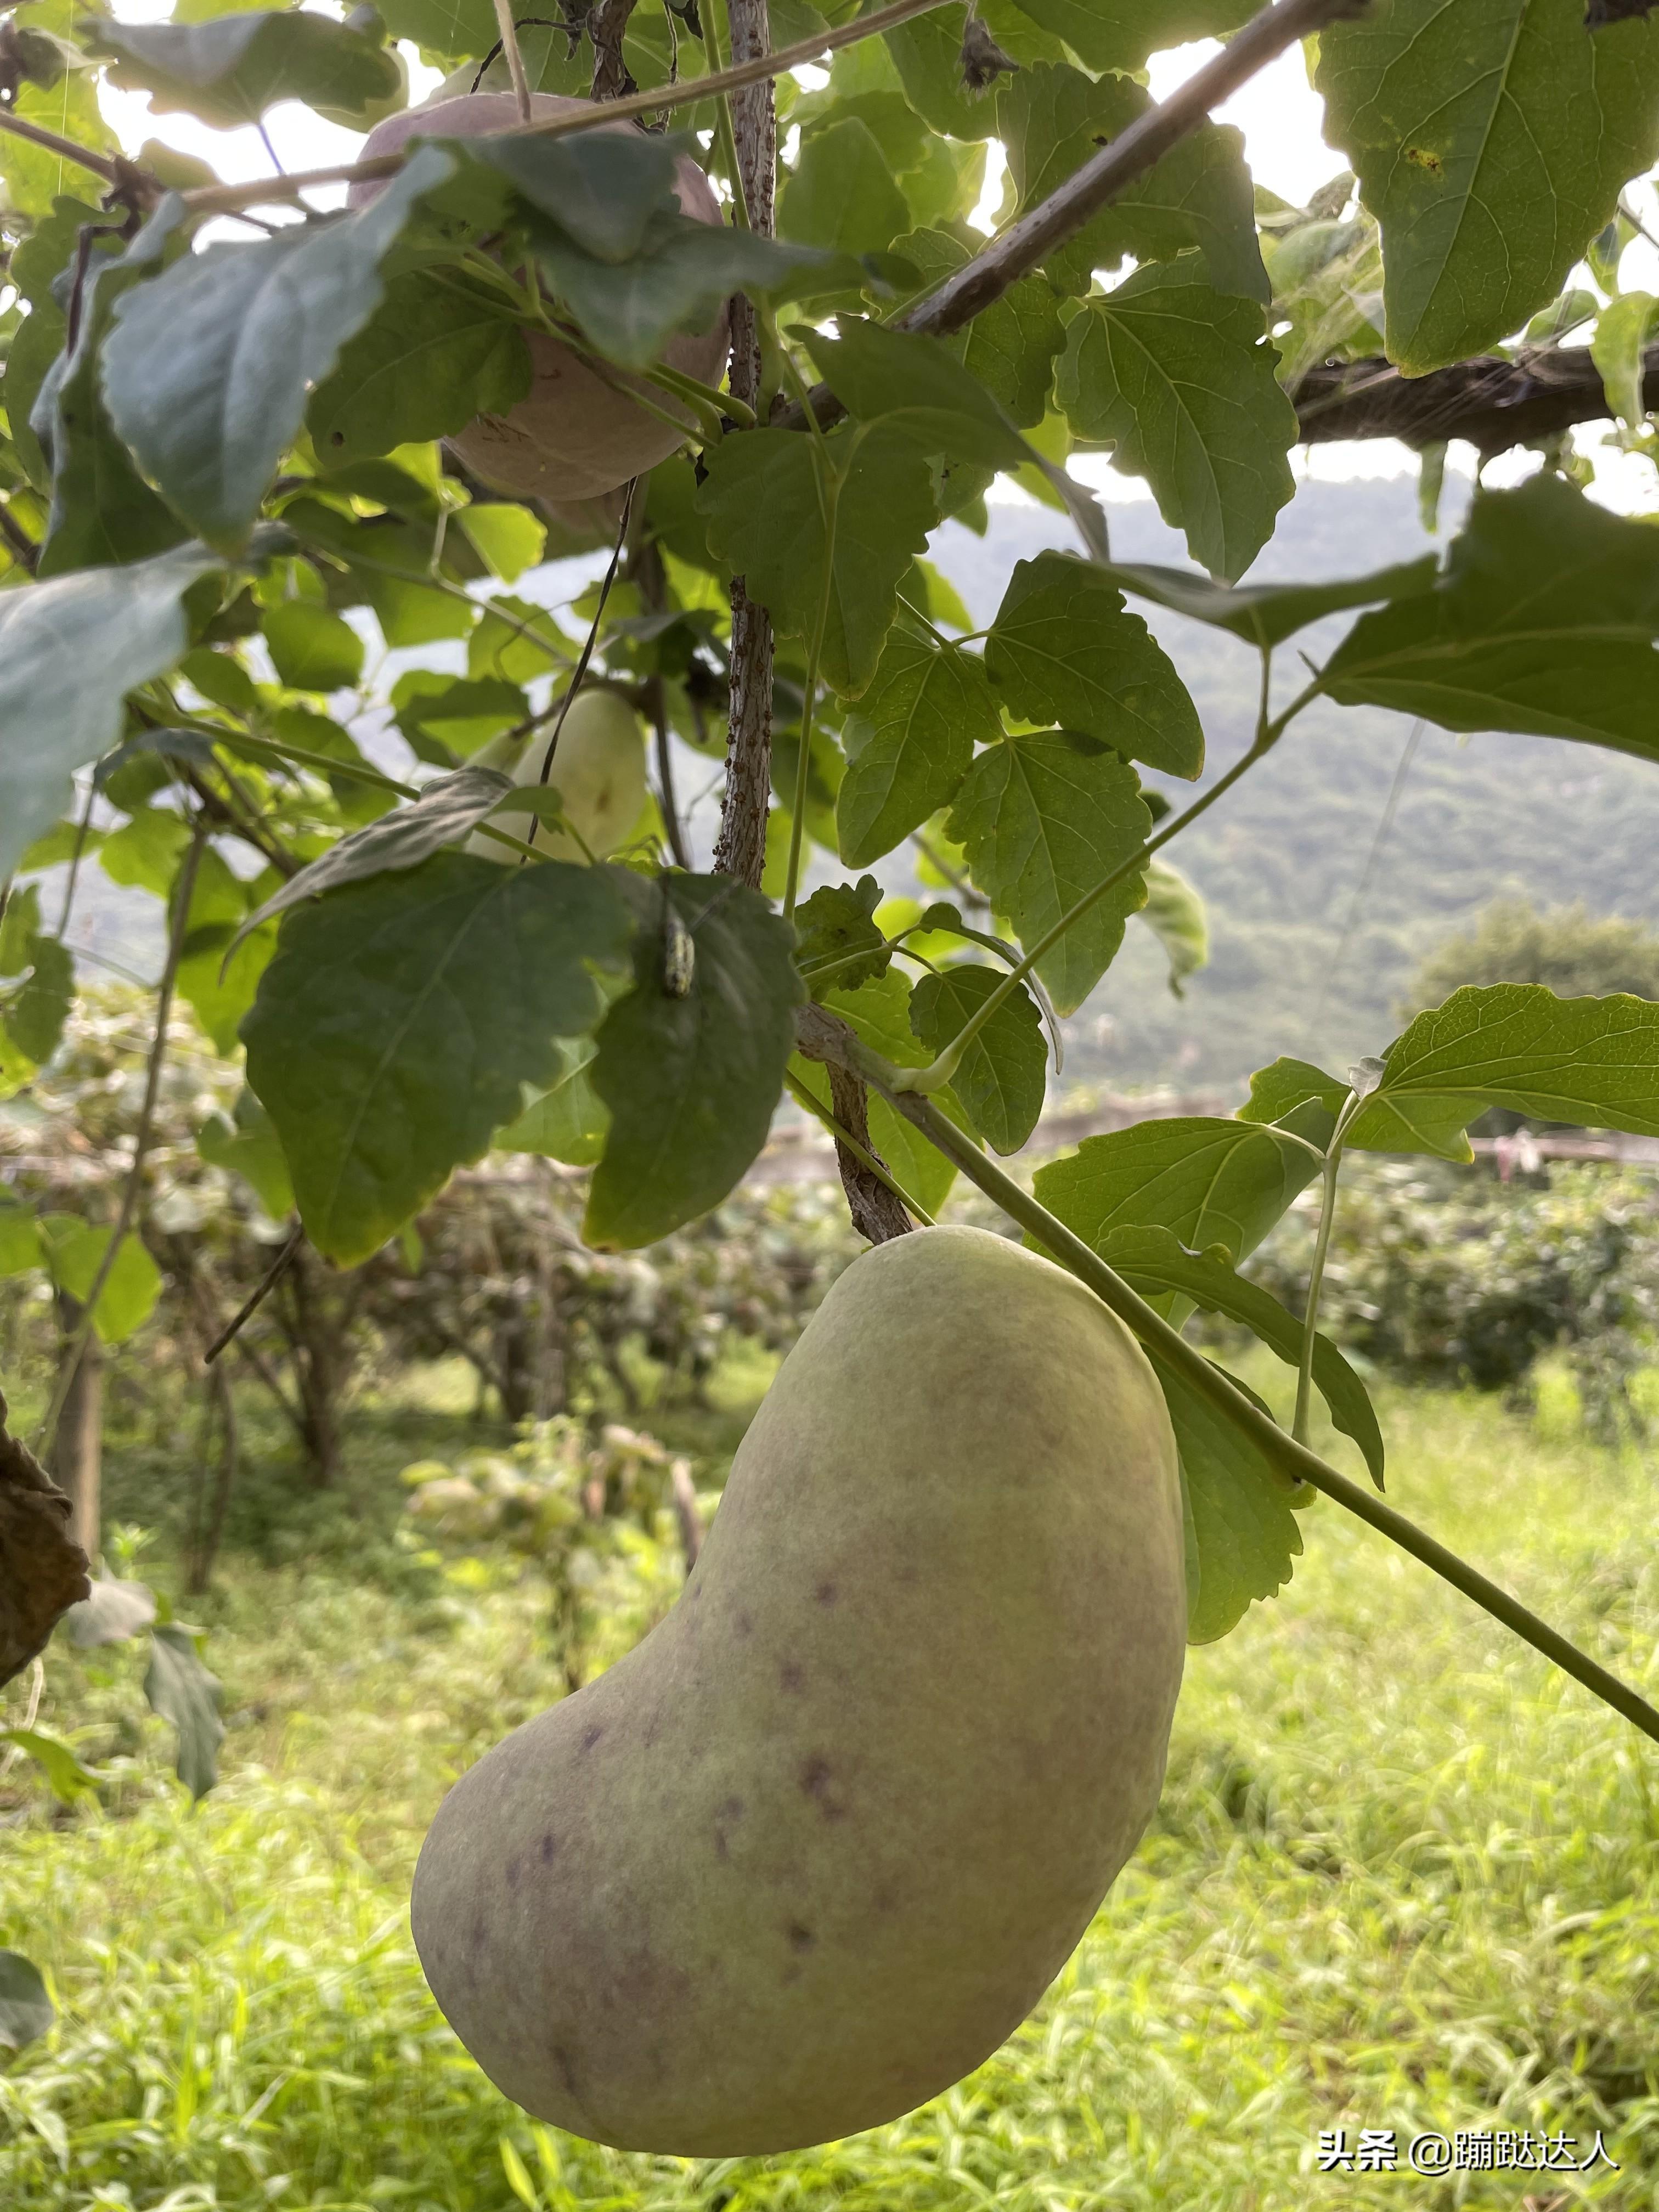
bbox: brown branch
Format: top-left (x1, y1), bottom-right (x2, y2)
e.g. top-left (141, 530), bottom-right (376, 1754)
top-left (177, 0), bottom-right (955, 216)
top-left (0, 1385), bottom-right (90, 1688)
top-left (0, 105), bottom-right (122, 189)
top-left (779, 0), bottom-right (1362, 436)
top-left (713, 0), bottom-right (777, 890)
top-left (1294, 346), bottom-right (1653, 454)
top-left (826, 1061), bottom-right (913, 1243)
top-left (203, 1223), bottom-right (304, 1365)
top-left (589, 0), bottom-right (639, 100)
top-left (32, 825), bottom-right (207, 1460)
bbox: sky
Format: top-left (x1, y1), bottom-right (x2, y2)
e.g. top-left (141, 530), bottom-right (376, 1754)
top-left (91, 12), bottom-right (1659, 511)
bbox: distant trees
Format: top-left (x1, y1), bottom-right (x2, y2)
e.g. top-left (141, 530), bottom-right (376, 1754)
top-left (1411, 899), bottom-right (1659, 1012)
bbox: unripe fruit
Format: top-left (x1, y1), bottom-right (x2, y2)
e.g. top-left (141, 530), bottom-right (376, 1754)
top-left (349, 92), bottom-right (730, 500)
top-left (410, 1225), bottom-right (1187, 2154)
top-left (469, 687), bottom-right (649, 861)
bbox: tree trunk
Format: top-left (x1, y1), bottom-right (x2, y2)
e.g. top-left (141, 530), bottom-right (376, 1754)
top-left (185, 1361), bottom-right (238, 1596)
top-left (712, 0), bottom-right (776, 891)
top-left (50, 1297), bottom-right (103, 1567)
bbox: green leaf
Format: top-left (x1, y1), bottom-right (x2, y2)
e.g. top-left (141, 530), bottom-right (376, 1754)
top-left (1237, 1054), bottom-right (1454, 1158)
top-left (1353, 984), bottom-right (1659, 1161)
top-left (533, 212), bottom-right (828, 373)
top-left (698, 424), bottom-right (938, 698)
top-left (32, 217), bottom-right (193, 578)
top-left (778, 116), bottom-right (911, 259)
top-left (38, 1217), bottom-right (163, 1342)
top-left (89, 10), bottom-right (402, 128)
top-left (0, 1201), bottom-right (42, 1277)
top-left (0, 1953), bottom-right (54, 2052)
top-left (837, 627), bottom-right (1000, 865)
top-left (1057, 258), bottom-right (1296, 581)
top-left (1592, 291), bottom-right (1659, 428)
top-left (794, 876), bottom-right (893, 996)
top-left (883, 7), bottom-right (1001, 140)
top-left (946, 731), bottom-right (1152, 1013)
top-left (1103, 552), bottom-right (1438, 650)
top-left (374, 0), bottom-right (499, 56)
top-left (0, 547), bottom-right (216, 892)
top-left (797, 317), bottom-right (1031, 470)
top-left (0, 1725), bottom-right (99, 1803)
top-left (999, 65), bottom-right (1267, 304)
top-left (103, 149), bottom-right (455, 551)
top-left (1317, 0), bottom-right (1659, 373)
top-left (394, 675), bottom-right (529, 759)
top-left (1033, 1113), bottom-right (1327, 1263)
top-left (984, 552), bottom-right (1204, 777)
top-left (1102, 1225), bottom-right (1383, 1487)
top-left (1136, 857), bottom-right (1208, 997)
top-left (1321, 476), bottom-right (1659, 760)
top-left (0, 33), bottom-right (115, 219)
top-left (198, 1087), bottom-right (295, 1218)
top-left (910, 962), bottom-right (1046, 1154)
top-left (243, 852), bottom-right (634, 1263)
top-left (584, 874), bottom-right (802, 1250)
top-left (264, 600), bottom-right (365, 693)
top-left (887, 228), bottom-right (1068, 432)
top-left (1150, 1349), bottom-right (1304, 1644)
top-left (143, 1621), bottom-right (223, 1801)
top-left (308, 269), bottom-right (532, 464)
top-left (236, 767), bottom-right (516, 950)
top-left (2, 929), bottom-right (71, 1070)
top-left (1002, 0), bottom-right (1255, 71)
top-left (457, 503), bottom-right (546, 584)
top-left (493, 1037), bottom-right (609, 1165)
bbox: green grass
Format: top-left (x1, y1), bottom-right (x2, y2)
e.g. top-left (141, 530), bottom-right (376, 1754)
top-left (2, 1364), bottom-right (1656, 2211)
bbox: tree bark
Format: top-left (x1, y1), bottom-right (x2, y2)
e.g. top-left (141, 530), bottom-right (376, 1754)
top-left (50, 1297), bottom-right (103, 1566)
top-left (712, 0), bottom-right (777, 892)
top-left (827, 1063), bottom-right (913, 1244)
top-left (589, 0), bottom-right (639, 100)
top-left (1293, 347), bottom-right (1658, 456)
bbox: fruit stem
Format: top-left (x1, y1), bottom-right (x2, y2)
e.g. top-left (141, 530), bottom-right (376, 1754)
top-left (1293, 1095), bottom-right (1359, 1448)
top-left (781, 462), bottom-right (840, 920)
top-left (492, 0), bottom-right (534, 122)
top-left (828, 1048), bottom-right (1659, 1749)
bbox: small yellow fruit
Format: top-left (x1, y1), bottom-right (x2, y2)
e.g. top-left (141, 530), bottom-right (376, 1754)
top-left (470, 688), bottom-right (648, 861)
top-left (349, 92), bottom-right (730, 499)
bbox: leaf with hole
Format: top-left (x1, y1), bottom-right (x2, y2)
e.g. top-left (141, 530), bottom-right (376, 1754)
top-left (242, 852), bottom-right (634, 1263)
top-left (794, 876), bottom-right (893, 997)
top-left (308, 269), bottom-right (533, 464)
top-left (1317, 0), bottom-right (1659, 373)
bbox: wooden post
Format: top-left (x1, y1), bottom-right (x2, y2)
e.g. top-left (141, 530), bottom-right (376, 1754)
top-left (50, 1297), bottom-right (103, 1567)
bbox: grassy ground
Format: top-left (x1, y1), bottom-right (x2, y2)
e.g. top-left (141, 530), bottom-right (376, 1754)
top-left (1, 1353), bottom-right (1656, 2211)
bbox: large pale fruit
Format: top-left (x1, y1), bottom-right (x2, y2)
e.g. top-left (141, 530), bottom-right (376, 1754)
top-left (411, 1224), bottom-right (1187, 2155)
top-left (469, 688), bottom-right (648, 861)
top-left (348, 92), bottom-right (730, 499)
